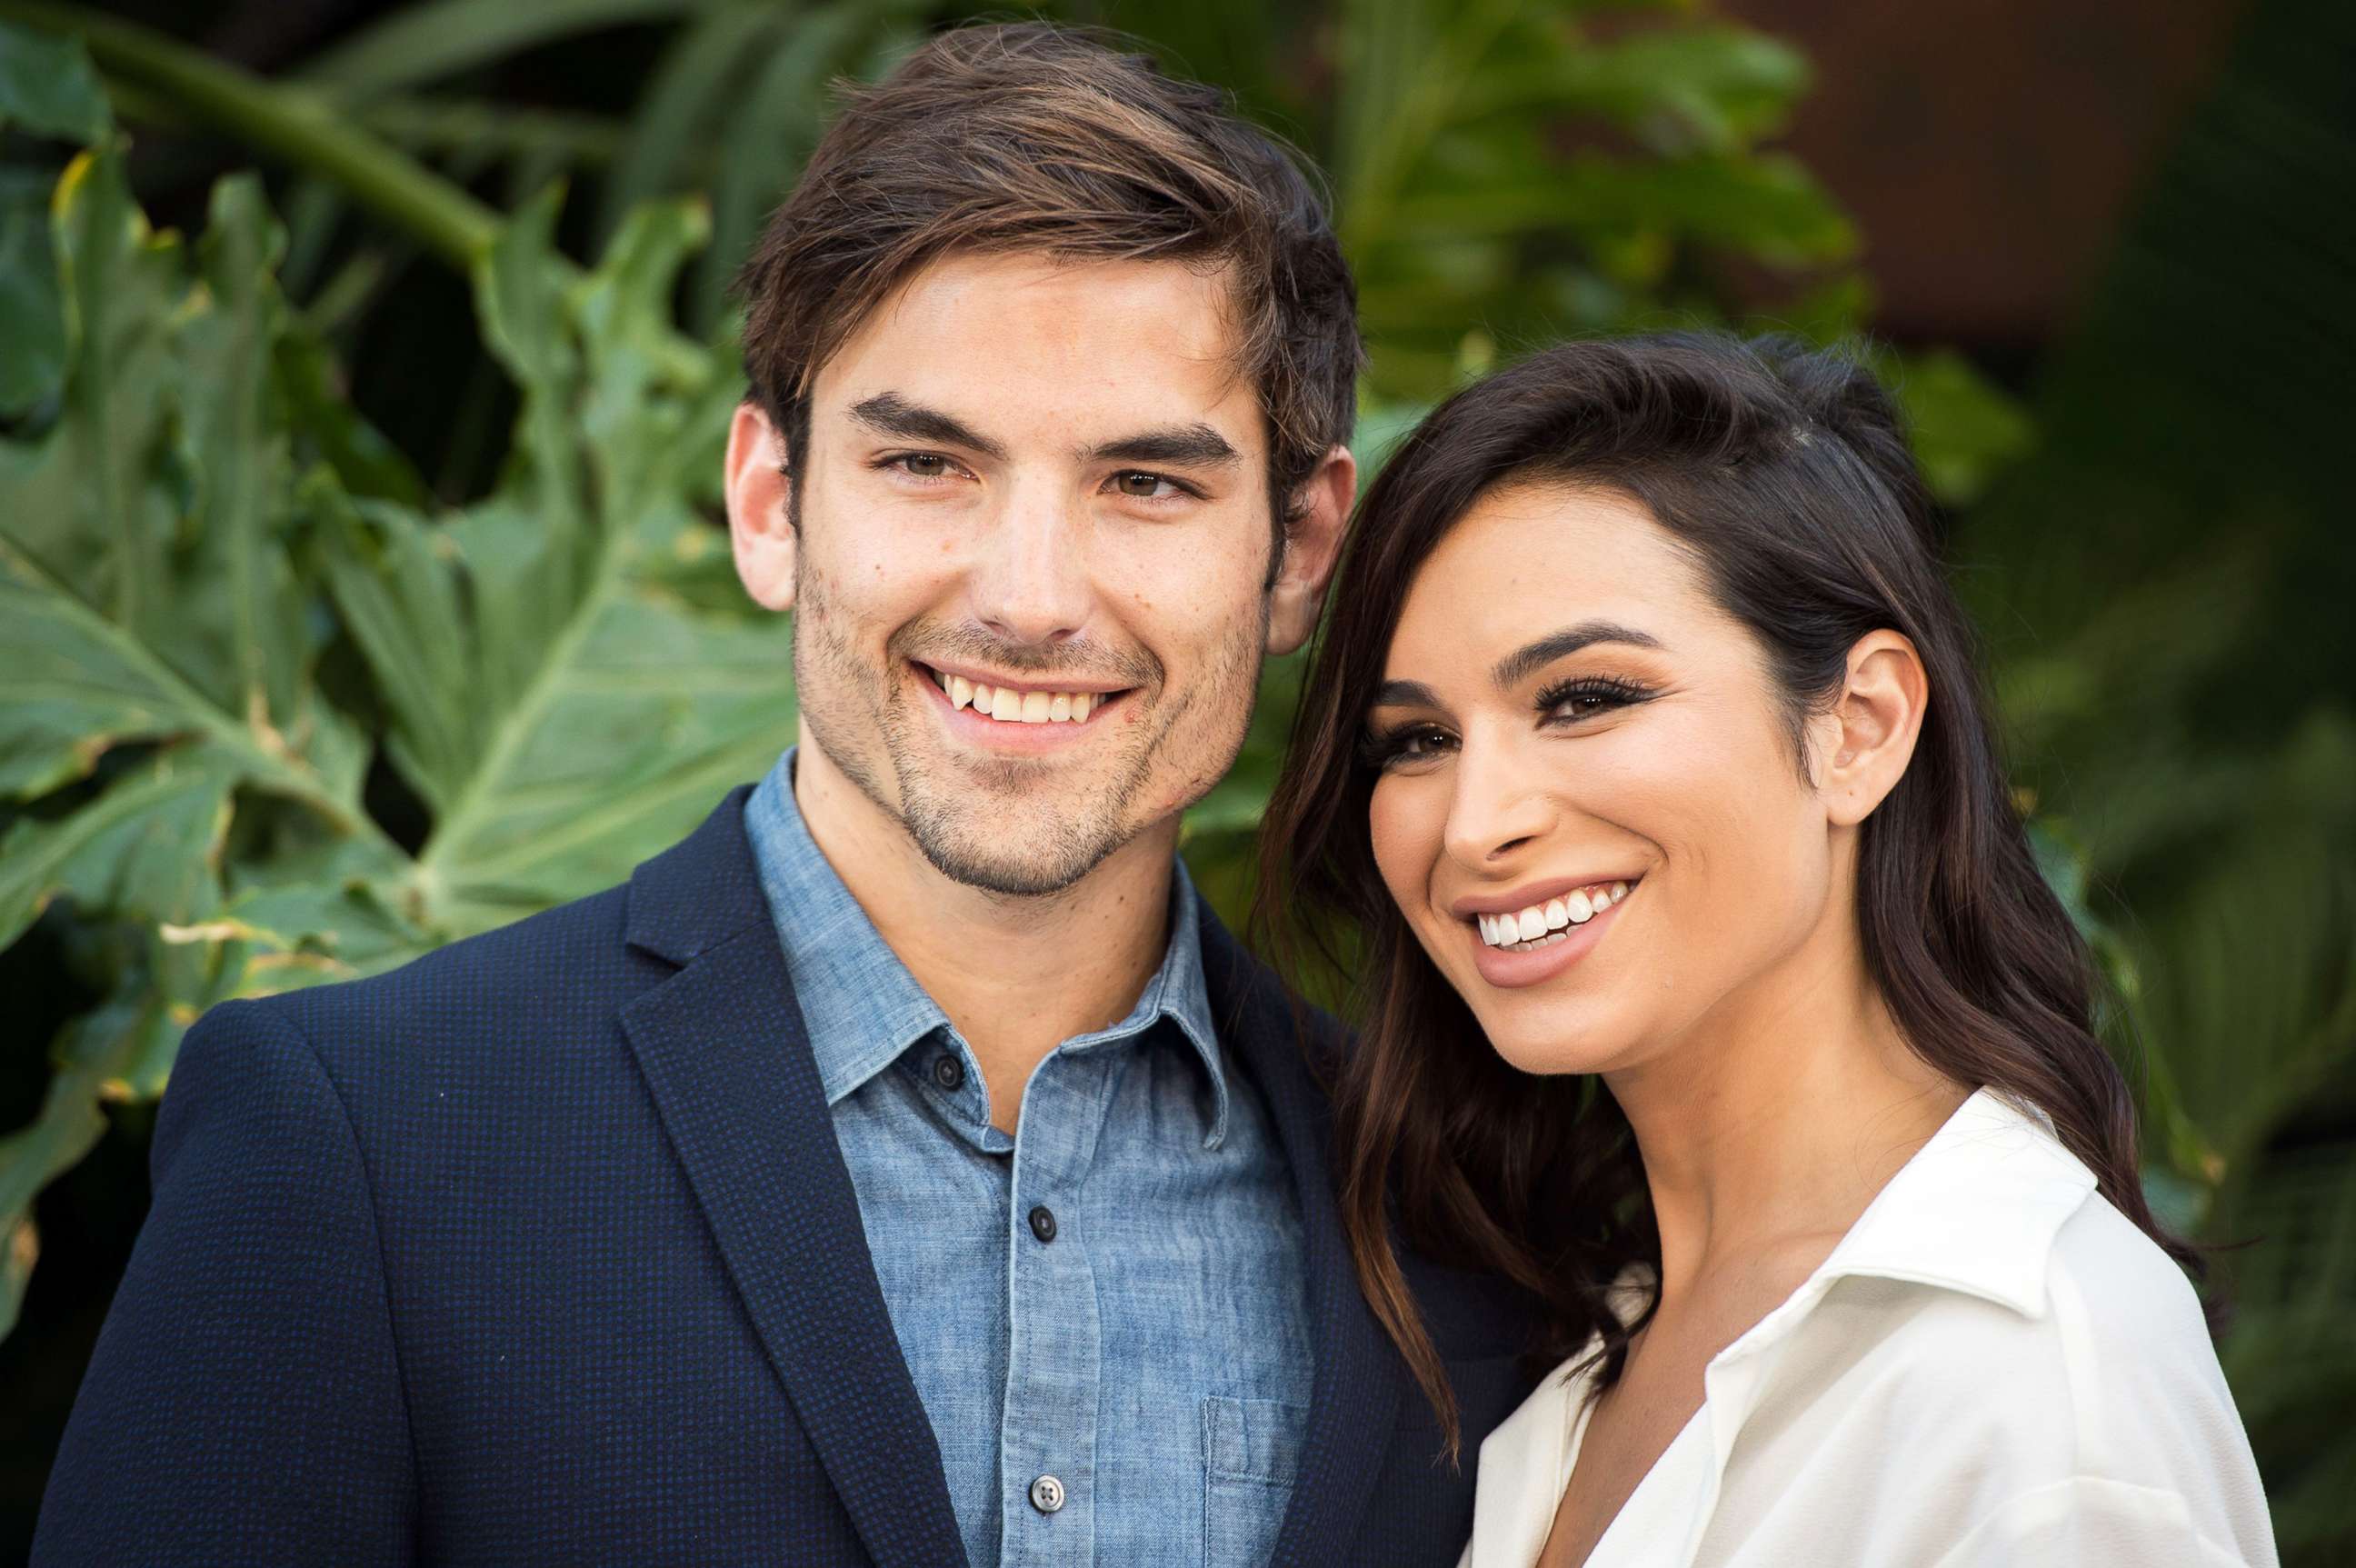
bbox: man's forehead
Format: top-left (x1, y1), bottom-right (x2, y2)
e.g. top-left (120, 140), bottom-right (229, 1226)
top-left (809, 250), bottom-right (1263, 454)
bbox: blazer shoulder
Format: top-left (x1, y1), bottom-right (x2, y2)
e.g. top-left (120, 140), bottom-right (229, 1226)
top-left (248, 877), bottom-right (657, 1086)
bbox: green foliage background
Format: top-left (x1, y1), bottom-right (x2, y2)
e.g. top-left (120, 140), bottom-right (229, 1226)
top-left (0, 0), bottom-right (2349, 1559)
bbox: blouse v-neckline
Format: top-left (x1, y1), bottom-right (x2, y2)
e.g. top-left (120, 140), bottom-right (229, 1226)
top-left (1540, 1381), bottom-right (1712, 1568)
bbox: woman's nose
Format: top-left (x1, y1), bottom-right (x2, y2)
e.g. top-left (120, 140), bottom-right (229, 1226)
top-left (964, 483), bottom-right (1093, 646)
top-left (1442, 739), bottom-right (1559, 866)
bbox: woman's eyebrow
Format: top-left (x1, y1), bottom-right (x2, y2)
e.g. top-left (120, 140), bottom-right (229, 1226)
top-left (1371, 678), bottom-right (1443, 710)
top-left (1490, 621), bottom-right (1662, 690)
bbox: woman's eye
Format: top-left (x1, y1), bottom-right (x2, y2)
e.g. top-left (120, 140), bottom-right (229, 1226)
top-left (1365, 725), bottom-right (1455, 770)
top-left (1540, 679), bottom-right (1649, 723)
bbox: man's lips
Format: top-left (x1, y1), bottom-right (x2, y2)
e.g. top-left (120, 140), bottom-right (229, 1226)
top-left (915, 658), bottom-right (1132, 697)
top-left (912, 661), bottom-right (1134, 733)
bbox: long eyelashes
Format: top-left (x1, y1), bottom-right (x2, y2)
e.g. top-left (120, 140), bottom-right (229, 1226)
top-left (1359, 674), bottom-right (1657, 772)
top-left (1358, 723), bottom-right (1448, 772)
top-left (1533, 674), bottom-right (1655, 724)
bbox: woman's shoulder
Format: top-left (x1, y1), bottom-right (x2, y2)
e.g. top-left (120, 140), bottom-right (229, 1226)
top-left (2045, 1186), bottom-right (2214, 1343)
top-left (1802, 1149), bottom-right (2227, 1438)
top-left (2040, 1191), bottom-right (2251, 1460)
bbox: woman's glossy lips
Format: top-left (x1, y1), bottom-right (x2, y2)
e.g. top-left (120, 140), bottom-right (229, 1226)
top-left (1462, 878), bottom-right (1635, 989)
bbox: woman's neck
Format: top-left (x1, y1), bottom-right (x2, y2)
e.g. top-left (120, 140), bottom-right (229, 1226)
top-left (1604, 918), bottom-right (1968, 1303)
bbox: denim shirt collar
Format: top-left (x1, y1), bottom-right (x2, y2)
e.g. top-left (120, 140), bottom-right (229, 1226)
top-left (743, 748), bottom-right (1230, 1147)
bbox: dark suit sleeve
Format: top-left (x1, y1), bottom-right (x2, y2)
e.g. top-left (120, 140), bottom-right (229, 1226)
top-left (34, 998), bottom-right (417, 1566)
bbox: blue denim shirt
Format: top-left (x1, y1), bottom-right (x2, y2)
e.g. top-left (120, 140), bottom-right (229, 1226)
top-left (744, 751), bottom-right (1314, 1567)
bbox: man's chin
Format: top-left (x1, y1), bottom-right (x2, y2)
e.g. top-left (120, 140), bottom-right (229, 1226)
top-left (901, 802), bottom-right (1126, 899)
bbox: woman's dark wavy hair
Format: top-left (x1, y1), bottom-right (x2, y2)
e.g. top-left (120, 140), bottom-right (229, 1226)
top-left (1255, 332), bottom-right (2197, 1459)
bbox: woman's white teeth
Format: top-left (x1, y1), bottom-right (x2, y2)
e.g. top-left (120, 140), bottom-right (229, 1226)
top-left (1478, 882), bottom-right (1631, 950)
top-left (939, 669), bottom-right (1098, 724)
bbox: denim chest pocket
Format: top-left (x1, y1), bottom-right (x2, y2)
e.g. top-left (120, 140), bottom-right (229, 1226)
top-left (1201, 1394), bottom-right (1309, 1568)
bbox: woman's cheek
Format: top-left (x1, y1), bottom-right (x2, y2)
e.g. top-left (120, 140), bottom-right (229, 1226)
top-left (1367, 779), bottom-right (1416, 883)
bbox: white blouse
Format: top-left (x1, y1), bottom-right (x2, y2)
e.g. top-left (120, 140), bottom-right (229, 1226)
top-left (1459, 1089), bottom-right (2277, 1568)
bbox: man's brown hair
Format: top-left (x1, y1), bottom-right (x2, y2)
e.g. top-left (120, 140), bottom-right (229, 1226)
top-left (734, 21), bottom-right (1362, 546)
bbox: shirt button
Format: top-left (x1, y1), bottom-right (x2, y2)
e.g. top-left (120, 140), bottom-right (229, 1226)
top-left (931, 1054), bottom-right (964, 1091)
top-left (1027, 1205), bottom-right (1058, 1244)
top-left (1028, 1473), bottom-right (1065, 1514)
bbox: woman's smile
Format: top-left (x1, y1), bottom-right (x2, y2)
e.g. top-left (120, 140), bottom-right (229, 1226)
top-left (1454, 877), bottom-right (1638, 987)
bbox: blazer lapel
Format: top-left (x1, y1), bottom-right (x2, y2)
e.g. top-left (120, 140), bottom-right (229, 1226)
top-left (1197, 907), bottom-right (1409, 1566)
top-left (619, 788), bottom-right (967, 1568)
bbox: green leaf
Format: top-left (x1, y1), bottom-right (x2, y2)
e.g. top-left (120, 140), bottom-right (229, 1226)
top-left (296, 0), bottom-right (707, 99)
top-left (0, 976), bottom-right (188, 1338)
top-left (694, 0), bottom-right (877, 327)
top-left (0, 191), bottom-right (63, 415)
top-left (0, 19), bottom-right (108, 142)
top-left (208, 879), bottom-right (436, 994)
top-left (1482, 26), bottom-right (1811, 152)
top-left (594, 1), bottom-right (784, 246)
top-left (1388, 152), bottom-right (1856, 265)
top-left (1884, 348), bottom-right (2035, 507)
top-left (322, 195), bottom-right (796, 933)
top-left (0, 148), bottom-right (371, 819)
top-left (0, 147), bottom-right (417, 1330)
top-left (0, 745), bottom-right (235, 951)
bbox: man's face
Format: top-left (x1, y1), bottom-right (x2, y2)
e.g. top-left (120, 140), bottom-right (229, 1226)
top-left (730, 252), bottom-right (1341, 897)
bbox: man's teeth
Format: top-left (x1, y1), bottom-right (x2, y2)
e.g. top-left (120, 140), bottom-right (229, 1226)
top-left (1476, 883), bottom-right (1632, 951)
top-left (937, 669), bottom-right (1097, 724)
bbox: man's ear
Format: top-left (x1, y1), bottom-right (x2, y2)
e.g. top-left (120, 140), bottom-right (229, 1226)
top-left (1265, 444), bottom-right (1357, 657)
top-left (725, 400), bottom-right (797, 613)
top-left (1818, 629), bottom-right (1929, 827)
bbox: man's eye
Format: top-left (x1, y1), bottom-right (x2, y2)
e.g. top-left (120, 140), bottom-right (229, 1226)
top-left (893, 454), bottom-right (954, 479)
top-left (1111, 471), bottom-right (1183, 499)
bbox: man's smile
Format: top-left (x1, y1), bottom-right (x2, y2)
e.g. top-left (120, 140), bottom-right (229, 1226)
top-left (911, 659), bottom-right (1140, 754)
top-left (913, 659), bottom-right (1135, 725)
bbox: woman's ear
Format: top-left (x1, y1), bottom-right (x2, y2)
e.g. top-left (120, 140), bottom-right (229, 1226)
top-left (1266, 444), bottom-right (1358, 657)
top-left (725, 401), bottom-right (797, 613)
top-left (1821, 629), bottom-right (1929, 826)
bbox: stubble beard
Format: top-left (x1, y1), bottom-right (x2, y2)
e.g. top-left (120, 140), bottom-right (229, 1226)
top-left (791, 557), bottom-right (1269, 899)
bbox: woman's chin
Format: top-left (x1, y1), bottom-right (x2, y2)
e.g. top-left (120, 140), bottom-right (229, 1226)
top-left (1478, 1005), bottom-right (1641, 1078)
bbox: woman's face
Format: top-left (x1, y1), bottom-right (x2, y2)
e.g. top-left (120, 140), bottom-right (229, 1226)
top-left (1364, 482), bottom-right (1848, 1078)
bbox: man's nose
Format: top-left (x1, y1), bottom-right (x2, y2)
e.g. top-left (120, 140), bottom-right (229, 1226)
top-left (965, 479), bottom-right (1093, 646)
top-left (1442, 735), bottom-right (1560, 868)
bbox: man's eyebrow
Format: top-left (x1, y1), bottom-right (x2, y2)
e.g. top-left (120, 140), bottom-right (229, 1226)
top-left (1083, 424), bottom-right (1243, 470)
top-left (1370, 678), bottom-right (1444, 711)
top-left (1492, 621), bottom-right (1664, 690)
top-left (846, 392), bottom-right (1007, 461)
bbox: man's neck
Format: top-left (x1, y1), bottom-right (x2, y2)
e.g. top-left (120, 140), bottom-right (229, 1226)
top-left (793, 744), bottom-right (1178, 1134)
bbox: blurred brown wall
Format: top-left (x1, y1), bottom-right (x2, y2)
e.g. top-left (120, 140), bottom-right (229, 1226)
top-left (1726, 0), bottom-right (2251, 347)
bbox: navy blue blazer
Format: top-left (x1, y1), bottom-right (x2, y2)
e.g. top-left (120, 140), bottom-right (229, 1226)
top-left (36, 787), bottom-right (1540, 1566)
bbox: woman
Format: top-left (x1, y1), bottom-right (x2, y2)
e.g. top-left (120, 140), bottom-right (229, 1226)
top-left (1259, 335), bottom-right (2275, 1566)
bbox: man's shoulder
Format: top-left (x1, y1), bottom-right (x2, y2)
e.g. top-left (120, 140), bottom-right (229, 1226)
top-left (1190, 902), bottom-right (1350, 1075)
top-left (269, 877), bottom-right (649, 1042)
top-left (256, 785), bottom-right (768, 1062)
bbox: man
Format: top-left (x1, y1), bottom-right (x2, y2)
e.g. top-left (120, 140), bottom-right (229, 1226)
top-left (37, 24), bottom-right (1537, 1567)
